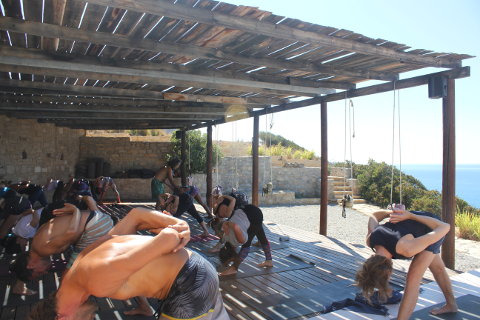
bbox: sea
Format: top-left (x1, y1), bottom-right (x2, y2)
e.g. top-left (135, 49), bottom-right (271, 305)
top-left (401, 164), bottom-right (480, 209)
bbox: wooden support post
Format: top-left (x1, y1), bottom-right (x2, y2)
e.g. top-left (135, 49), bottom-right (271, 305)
top-left (206, 125), bottom-right (213, 211)
top-left (252, 115), bottom-right (259, 206)
top-left (180, 130), bottom-right (187, 186)
top-left (441, 78), bottom-right (456, 269)
top-left (320, 101), bottom-right (328, 236)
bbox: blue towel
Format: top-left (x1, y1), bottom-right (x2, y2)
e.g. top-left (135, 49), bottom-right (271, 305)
top-left (322, 290), bottom-right (403, 316)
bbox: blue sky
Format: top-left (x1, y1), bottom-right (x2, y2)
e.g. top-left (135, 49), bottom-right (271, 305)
top-left (204, 0), bottom-right (479, 165)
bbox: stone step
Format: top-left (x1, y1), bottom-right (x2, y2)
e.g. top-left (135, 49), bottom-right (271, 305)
top-left (333, 186), bottom-right (353, 191)
top-left (333, 190), bottom-right (353, 195)
top-left (329, 176), bottom-right (349, 181)
top-left (333, 193), bottom-right (363, 200)
top-left (336, 198), bottom-right (367, 205)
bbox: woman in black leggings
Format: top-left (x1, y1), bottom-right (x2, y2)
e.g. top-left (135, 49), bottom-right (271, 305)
top-left (215, 195), bottom-right (272, 276)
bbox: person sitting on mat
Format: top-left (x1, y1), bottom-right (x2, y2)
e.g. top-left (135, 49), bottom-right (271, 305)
top-left (10, 201), bottom-right (113, 290)
top-left (356, 206), bottom-right (456, 320)
top-left (93, 176), bottom-right (121, 204)
top-left (166, 189), bottom-right (211, 238)
top-left (214, 195), bottom-right (273, 276)
top-left (152, 158), bottom-right (181, 211)
top-left (27, 207), bottom-right (228, 320)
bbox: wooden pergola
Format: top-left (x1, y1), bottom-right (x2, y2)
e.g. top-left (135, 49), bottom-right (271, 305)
top-left (0, 0), bottom-right (472, 268)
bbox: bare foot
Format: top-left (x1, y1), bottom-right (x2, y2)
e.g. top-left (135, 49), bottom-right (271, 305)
top-left (257, 260), bottom-right (273, 268)
top-left (430, 303), bottom-right (458, 315)
top-left (201, 232), bottom-right (211, 238)
top-left (124, 307), bottom-right (154, 317)
top-left (219, 266), bottom-right (237, 276)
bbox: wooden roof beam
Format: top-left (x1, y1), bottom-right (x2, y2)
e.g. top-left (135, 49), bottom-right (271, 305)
top-left (88, 0), bottom-right (463, 69)
top-left (0, 45), bottom-right (355, 92)
top-left (38, 119), bottom-right (201, 130)
top-left (0, 79), bottom-right (281, 106)
top-left (188, 67), bottom-right (470, 130)
top-left (0, 101), bottom-right (230, 115)
top-left (0, 17), bottom-right (397, 81)
top-left (0, 55), bottom-right (335, 97)
top-left (163, 93), bottom-right (274, 106)
top-left (1, 110), bottom-right (219, 121)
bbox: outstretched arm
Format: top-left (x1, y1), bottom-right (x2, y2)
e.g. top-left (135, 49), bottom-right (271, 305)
top-left (111, 183), bottom-right (121, 203)
top-left (391, 210), bottom-right (449, 257)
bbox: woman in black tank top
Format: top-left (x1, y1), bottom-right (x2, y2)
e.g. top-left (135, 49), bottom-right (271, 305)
top-left (357, 208), bottom-right (456, 319)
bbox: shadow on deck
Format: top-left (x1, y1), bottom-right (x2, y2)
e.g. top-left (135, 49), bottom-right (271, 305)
top-left (0, 203), bottom-right (451, 319)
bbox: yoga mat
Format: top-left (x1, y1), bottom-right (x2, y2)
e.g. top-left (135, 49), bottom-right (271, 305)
top-left (406, 294), bottom-right (480, 320)
top-left (242, 279), bottom-right (358, 319)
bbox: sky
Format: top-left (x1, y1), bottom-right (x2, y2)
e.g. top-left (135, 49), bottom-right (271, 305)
top-left (201, 0), bottom-right (479, 165)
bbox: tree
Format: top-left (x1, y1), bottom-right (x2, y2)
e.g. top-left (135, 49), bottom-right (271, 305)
top-left (169, 130), bottom-right (222, 174)
top-left (259, 131), bottom-right (306, 150)
top-left (354, 159), bottom-right (427, 208)
top-left (351, 159), bottom-right (479, 215)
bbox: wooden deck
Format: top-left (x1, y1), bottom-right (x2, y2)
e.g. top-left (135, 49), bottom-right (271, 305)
top-left (0, 203), bottom-right (458, 319)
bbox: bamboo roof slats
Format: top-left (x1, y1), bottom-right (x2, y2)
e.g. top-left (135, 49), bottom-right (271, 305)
top-left (0, 0), bottom-right (472, 129)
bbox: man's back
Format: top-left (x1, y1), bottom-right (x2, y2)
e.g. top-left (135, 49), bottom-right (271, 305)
top-left (31, 212), bottom-right (90, 256)
top-left (60, 235), bottom-right (189, 300)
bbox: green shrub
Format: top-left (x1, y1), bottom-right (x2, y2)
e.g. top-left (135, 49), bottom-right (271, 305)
top-left (260, 131), bottom-right (305, 150)
top-left (456, 210), bottom-right (480, 241)
top-left (354, 159), bottom-right (427, 208)
top-left (170, 130), bottom-right (222, 174)
top-left (251, 144), bottom-right (316, 160)
top-left (410, 190), bottom-right (442, 215)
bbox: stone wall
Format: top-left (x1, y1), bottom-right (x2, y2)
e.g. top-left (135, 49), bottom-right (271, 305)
top-left (98, 156), bottom-right (340, 203)
top-left (78, 136), bottom-right (172, 177)
top-left (113, 177), bottom-right (180, 201)
top-left (0, 115), bottom-right (84, 183)
top-left (330, 167), bottom-right (352, 178)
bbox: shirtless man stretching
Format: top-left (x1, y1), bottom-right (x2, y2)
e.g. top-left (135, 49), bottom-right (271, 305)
top-left (152, 158), bottom-right (181, 210)
top-left (11, 202), bottom-right (113, 288)
top-left (28, 207), bottom-right (227, 320)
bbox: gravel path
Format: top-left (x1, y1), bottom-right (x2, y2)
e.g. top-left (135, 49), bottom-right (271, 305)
top-left (260, 204), bottom-right (480, 273)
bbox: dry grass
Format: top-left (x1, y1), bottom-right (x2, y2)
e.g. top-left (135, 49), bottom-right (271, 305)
top-left (456, 210), bottom-right (480, 241)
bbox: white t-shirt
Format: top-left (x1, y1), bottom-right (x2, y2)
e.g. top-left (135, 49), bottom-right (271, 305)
top-left (12, 208), bottom-right (42, 239)
top-left (224, 209), bottom-right (250, 246)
